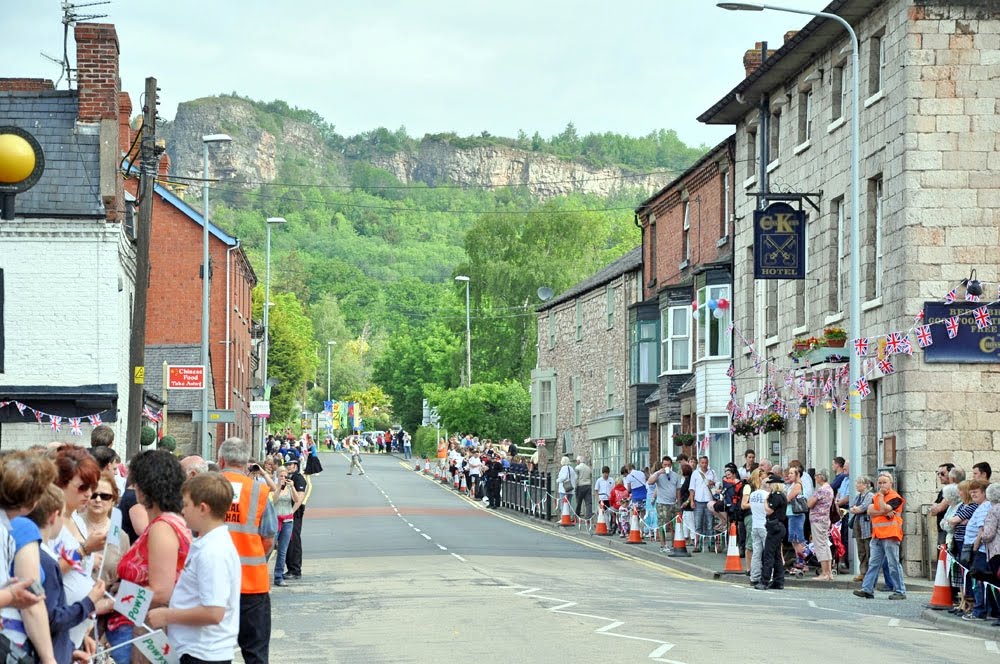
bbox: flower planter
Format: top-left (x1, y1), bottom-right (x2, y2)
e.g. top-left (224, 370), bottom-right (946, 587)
top-left (825, 338), bottom-right (846, 348)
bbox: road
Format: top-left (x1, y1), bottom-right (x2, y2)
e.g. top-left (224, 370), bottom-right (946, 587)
top-left (262, 453), bottom-right (997, 664)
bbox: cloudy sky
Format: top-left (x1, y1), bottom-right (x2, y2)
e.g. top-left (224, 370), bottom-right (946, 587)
top-left (8, 0), bottom-right (830, 148)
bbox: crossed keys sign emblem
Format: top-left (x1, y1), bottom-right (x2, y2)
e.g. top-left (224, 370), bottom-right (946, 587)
top-left (762, 235), bottom-right (797, 265)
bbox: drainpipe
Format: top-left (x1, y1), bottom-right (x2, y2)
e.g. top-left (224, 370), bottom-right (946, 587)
top-left (224, 238), bottom-right (240, 440)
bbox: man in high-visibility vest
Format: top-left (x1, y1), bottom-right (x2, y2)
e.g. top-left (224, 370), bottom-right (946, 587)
top-left (854, 471), bottom-right (906, 600)
top-left (218, 437), bottom-right (278, 664)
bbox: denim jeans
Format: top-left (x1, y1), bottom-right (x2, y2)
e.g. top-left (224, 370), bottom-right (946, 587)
top-left (273, 518), bottom-right (294, 582)
top-left (693, 501), bottom-right (712, 546)
top-left (105, 623), bottom-right (134, 664)
top-left (972, 551), bottom-right (998, 618)
top-left (862, 537), bottom-right (905, 594)
top-left (404, 444), bottom-right (412, 459)
top-left (749, 527), bottom-right (767, 583)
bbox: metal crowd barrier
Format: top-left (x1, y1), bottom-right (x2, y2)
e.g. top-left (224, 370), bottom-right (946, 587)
top-left (499, 471), bottom-right (552, 521)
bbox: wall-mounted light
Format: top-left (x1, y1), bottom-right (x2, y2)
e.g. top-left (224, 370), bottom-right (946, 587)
top-left (823, 398), bottom-right (834, 412)
top-left (799, 402), bottom-right (808, 417)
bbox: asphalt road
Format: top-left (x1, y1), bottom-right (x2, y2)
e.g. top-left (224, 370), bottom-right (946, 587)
top-left (260, 453), bottom-right (999, 664)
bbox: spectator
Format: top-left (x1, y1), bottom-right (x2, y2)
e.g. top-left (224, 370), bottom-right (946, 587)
top-left (484, 456), bottom-right (502, 509)
top-left (949, 480), bottom-right (978, 615)
top-left (180, 455), bottom-right (209, 479)
top-left (758, 479), bottom-right (787, 590)
top-left (744, 469), bottom-right (768, 587)
top-left (574, 457), bottom-right (593, 521)
top-left (977, 482), bottom-right (1000, 625)
top-left (785, 466), bottom-right (807, 571)
top-left (347, 439), bottom-right (365, 475)
top-left (962, 479), bottom-right (992, 621)
top-left (623, 463), bottom-right (647, 527)
top-left (114, 449), bottom-right (192, 661)
top-left (648, 457), bottom-right (681, 551)
top-left (854, 472), bottom-right (906, 600)
top-left (930, 463), bottom-right (956, 548)
top-left (739, 449), bottom-right (757, 481)
top-left (848, 476), bottom-right (875, 582)
top-left (305, 436), bottom-right (324, 475)
top-left (594, 466), bottom-right (613, 518)
top-left (218, 437), bottom-right (277, 664)
top-left (271, 465), bottom-right (303, 587)
top-left (283, 459), bottom-right (309, 581)
top-left (973, 462), bottom-right (992, 483)
top-left (830, 457), bottom-right (848, 495)
top-left (146, 473), bottom-right (241, 662)
top-left (950, 466), bottom-right (967, 484)
top-left (557, 457), bottom-right (577, 513)
top-left (807, 469), bottom-right (835, 581)
top-left (534, 440), bottom-right (549, 474)
top-left (789, 460), bottom-right (814, 498)
top-left (678, 457), bottom-right (696, 545)
top-left (468, 452), bottom-right (483, 499)
top-left (402, 432), bottom-right (413, 461)
top-left (609, 478), bottom-right (629, 535)
top-left (688, 456), bottom-right (716, 553)
top-left (90, 424), bottom-right (115, 449)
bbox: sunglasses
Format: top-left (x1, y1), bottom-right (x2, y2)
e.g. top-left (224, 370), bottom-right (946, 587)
top-left (90, 492), bottom-right (114, 502)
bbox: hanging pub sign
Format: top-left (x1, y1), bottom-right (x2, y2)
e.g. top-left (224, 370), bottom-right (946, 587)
top-left (923, 302), bottom-right (1000, 363)
top-left (753, 201), bottom-right (806, 280)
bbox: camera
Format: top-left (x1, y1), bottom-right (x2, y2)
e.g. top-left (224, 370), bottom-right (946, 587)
top-left (248, 464), bottom-right (262, 473)
top-left (27, 579), bottom-right (43, 597)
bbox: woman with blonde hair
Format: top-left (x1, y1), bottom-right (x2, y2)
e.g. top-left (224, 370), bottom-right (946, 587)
top-left (743, 468), bottom-right (769, 587)
top-left (758, 479), bottom-right (787, 590)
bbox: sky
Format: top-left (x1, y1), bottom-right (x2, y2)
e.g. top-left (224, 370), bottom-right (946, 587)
top-left (6, 0), bottom-right (832, 149)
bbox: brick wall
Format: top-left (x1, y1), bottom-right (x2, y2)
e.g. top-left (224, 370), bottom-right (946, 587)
top-left (74, 24), bottom-right (120, 123)
top-left (0, 79), bottom-right (54, 92)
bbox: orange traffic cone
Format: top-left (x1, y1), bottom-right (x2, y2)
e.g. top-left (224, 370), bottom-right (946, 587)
top-left (423, 459), bottom-right (431, 475)
top-left (459, 473), bottom-right (467, 493)
top-left (722, 522), bottom-right (744, 573)
top-left (453, 471), bottom-right (460, 489)
top-left (433, 465), bottom-right (441, 480)
top-left (669, 514), bottom-right (690, 557)
top-left (559, 495), bottom-right (575, 526)
top-left (927, 546), bottom-right (954, 610)
top-left (594, 503), bottom-right (610, 536)
top-left (625, 506), bottom-right (645, 544)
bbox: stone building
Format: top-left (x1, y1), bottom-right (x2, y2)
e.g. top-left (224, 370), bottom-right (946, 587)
top-left (635, 137), bottom-right (737, 475)
top-left (0, 24), bottom-right (136, 452)
top-left (532, 247), bottom-right (642, 474)
top-left (699, 0), bottom-right (1000, 571)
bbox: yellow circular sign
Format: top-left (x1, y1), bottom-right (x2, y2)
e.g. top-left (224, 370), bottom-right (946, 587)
top-left (0, 134), bottom-right (36, 184)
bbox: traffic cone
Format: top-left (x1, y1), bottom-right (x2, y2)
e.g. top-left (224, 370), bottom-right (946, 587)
top-left (559, 495), bottom-right (575, 526)
top-left (453, 471), bottom-right (460, 490)
top-left (625, 506), bottom-right (645, 544)
top-left (423, 459), bottom-right (431, 475)
top-left (459, 473), bottom-right (467, 493)
top-left (433, 465), bottom-right (441, 480)
top-left (722, 522), bottom-right (744, 573)
top-left (594, 503), bottom-right (610, 536)
top-left (669, 514), bottom-right (691, 557)
top-left (927, 546), bottom-right (954, 610)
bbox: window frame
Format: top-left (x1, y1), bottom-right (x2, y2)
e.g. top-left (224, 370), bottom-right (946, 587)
top-left (834, 196), bottom-right (846, 311)
top-left (662, 305), bottom-right (692, 374)
top-left (572, 375), bottom-right (582, 426)
top-left (874, 177), bottom-right (884, 297)
top-left (606, 367), bottom-right (615, 411)
top-left (630, 318), bottom-right (660, 384)
top-left (682, 200), bottom-right (691, 262)
top-left (548, 313), bottom-right (556, 349)
top-left (575, 299), bottom-right (583, 341)
top-left (869, 31), bottom-right (885, 96)
top-left (832, 64), bottom-right (845, 121)
top-left (606, 284), bottom-right (615, 329)
top-left (721, 169), bottom-right (731, 239)
top-left (747, 130), bottom-right (757, 178)
top-left (698, 285), bottom-right (732, 360)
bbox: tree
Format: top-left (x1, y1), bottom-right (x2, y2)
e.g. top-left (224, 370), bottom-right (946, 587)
top-left (254, 290), bottom-right (318, 424)
top-left (426, 382), bottom-right (529, 441)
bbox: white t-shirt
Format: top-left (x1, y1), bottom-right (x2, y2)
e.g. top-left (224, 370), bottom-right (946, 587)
top-left (50, 522), bottom-right (95, 646)
top-left (594, 476), bottom-right (615, 501)
top-left (749, 488), bottom-right (770, 529)
top-left (468, 456), bottom-right (482, 476)
top-left (167, 524), bottom-right (241, 660)
top-left (800, 471), bottom-right (815, 499)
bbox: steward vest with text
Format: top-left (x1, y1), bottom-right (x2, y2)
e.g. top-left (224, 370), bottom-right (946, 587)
top-left (223, 470), bottom-right (271, 594)
top-left (871, 489), bottom-right (904, 541)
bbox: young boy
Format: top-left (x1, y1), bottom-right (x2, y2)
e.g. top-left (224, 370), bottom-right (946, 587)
top-left (146, 472), bottom-right (241, 664)
top-left (27, 485), bottom-right (106, 664)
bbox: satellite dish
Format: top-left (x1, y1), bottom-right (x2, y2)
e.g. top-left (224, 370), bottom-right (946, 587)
top-left (537, 286), bottom-right (554, 301)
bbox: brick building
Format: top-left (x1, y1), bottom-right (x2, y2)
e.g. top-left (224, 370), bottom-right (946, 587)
top-left (635, 137), bottom-right (737, 474)
top-left (532, 247), bottom-right (642, 474)
top-left (699, 0), bottom-right (1000, 571)
top-left (0, 24), bottom-right (136, 452)
top-left (125, 174), bottom-right (258, 454)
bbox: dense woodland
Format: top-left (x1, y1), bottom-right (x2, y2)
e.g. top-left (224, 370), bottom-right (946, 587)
top-left (201, 96), bottom-right (707, 442)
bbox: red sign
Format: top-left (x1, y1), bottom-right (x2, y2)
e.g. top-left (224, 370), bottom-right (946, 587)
top-left (167, 365), bottom-right (205, 390)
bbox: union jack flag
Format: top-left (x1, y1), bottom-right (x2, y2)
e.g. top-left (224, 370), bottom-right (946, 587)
top-left (899, 337), bottom-right (913, 356)
top-left (885, 332), bottom-right (906, 356)
top-left (974, 306), bottom-right (992, 330)
top-left (967, 293), bottom-right (981, 303)
top-left (88, 414), bottom-right (102, 427)
top-left (914, 309), bottom-right (925, 324)
top-left (56, 542), bottom-right (84, 573)
top-left (49, 415), bottom-right (61, 432)
top-left (34, 410), bottom-right (43, 425)
top-left (69, 418), bottom-right (83, 436)
top-left (753, 353), bottom-right (762, 374)
top-left (14, 402), bottom-right (25, 416)
top-left (878, 358), bottom-right (895, 375)
top-left (946, 316), bottom-right (960, 339)
top-left (944, 288), bottom-right (958, 304)
top-left (853, 337), bottom-right (869, 357)
top-left (0, 401), bottom-right (6, 409)
top-left (856, 376), bottom-right (871, 398)
top-left (730, 382), bottom-right (738, 396)
top-left (839, 397), bottom-right (849, 413)
top-left (700, 435), bottom-right (710, 452)
top-left (726, 362), bottom-right (735, 379)
top-left (807, 393), bottom-right (818, 408)
top-left (916, 325), bottom-right (934, 348)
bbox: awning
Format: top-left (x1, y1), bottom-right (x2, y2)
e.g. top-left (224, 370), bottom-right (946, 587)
top-left (0, 384), bottom-right (118, 422)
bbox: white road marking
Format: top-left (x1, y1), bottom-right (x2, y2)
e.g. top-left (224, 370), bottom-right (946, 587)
top-left (986, 641), bottom-right (998, 653)
top-left (421, 533), bottom-right (432, 540)
top-left (451, 553), bottom-right (467, 562)
top-left (649, 644), bottom-right (674, 658)
top-left (437, 544), bottom-right (447, 551)
top-left (888, 618), bottom-right (900, 627)
top-left (407, 522), bottom-right (414, 528)
top-left (413, 528), bottom-right (421, 533)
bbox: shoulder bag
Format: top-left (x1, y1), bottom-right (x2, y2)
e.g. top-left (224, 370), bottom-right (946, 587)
top-left (789, 484), bottom-right (808, 514)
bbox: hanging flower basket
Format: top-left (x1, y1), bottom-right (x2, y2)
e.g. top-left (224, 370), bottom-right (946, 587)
top-left (824, 327), bottom-right (847, 347)
top-left (732, 417), bottom-right (758, 438)
top-left (672, 432), bottom-right (696, 447)
top-left (758, 412), bottom-right (786, 433)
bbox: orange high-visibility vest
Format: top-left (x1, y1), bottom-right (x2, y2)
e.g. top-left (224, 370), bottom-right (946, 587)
top-left (222, 470), bottom-right (271, 594)
top-left (871, 489), bottom-right (904, 541)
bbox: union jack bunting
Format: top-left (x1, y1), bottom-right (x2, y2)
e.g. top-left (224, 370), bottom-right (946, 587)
top-left (726, 363), bottom-right (735, 379)
top-left (807, 393), bottom-right (818, 408)
top-left (49, 415), bottom-right (61, 432)
top-left (944, 288), bottom-right (958, 304)
top-left (967, 293), bottom-right (981, 303)
top-left (88, 414), bottom-right (103, 427)
top-left (853, 337), bottom-right (869, 357)
top-left (69, 418), bottom-right (83, 436)
top-left (34, 410), bottom-right (43, 425)
top-left (730, 382), bottom-right (737, 396)
top-left (899, 336), bottom-right (913, 356)
top-left (914, 309), bottom-right (925, 324)
top-left (916, 325), bottom-right (933, 348)
top-left (839, 397), bottom-right (849, 413)
top-left (878, 358), bottom-right (895, 375)
top-left (856, 376), bottom-right (871, 398)
top-left (946, 316), bottom-right (960, 339)
top-left (15, 402), bottom-right (26, 416)
top-left (885, 332), bottom-right (906, 356)
top-left (974, 306), bottom-right (992, 330)
top-left (700, 435), bottom-right (710, 452)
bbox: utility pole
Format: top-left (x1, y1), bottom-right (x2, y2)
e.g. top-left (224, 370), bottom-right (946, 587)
top-left (126, 77), bottom-right (158, 461)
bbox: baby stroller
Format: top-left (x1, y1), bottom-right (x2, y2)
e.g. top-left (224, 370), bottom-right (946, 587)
top-left (789, 521), bottom-right (846, 576)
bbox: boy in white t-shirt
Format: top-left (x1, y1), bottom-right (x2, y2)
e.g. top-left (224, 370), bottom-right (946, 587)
top-left (147, 472), bottom-right (241, 664)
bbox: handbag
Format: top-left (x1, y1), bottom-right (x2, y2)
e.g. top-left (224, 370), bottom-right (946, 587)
top-left (0, 634), bottom-right (34, 664)
top-left (790, 495), bottom-right (809, 515)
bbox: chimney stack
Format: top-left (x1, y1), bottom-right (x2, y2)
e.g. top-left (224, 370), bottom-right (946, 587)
top-left (743, 42), bottom-right (777, 78)
top-left (158, 152), bottom-right (171, 180)
top-left (75, 23), bottom-right (120, 123)
top-left (118, 91), bottom-right (133, 155)
top-left (784, 30), bottom-right (799, 44)
top-left (0, 79), bottom-right (55, 92)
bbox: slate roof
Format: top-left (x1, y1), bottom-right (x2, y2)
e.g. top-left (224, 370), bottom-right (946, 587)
top-left (0, 90), bottom-right (105, 218)
top-left (537, 246), bottom-right (642, 312)
top-left (144, 344), bottom-right (216, 412)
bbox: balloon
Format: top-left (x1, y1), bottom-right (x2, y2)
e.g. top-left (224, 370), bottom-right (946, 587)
top-left (691, 299), bottom-right (698, 311)
top-left (717, 298), bottom-right (729, 310)
top-left (692, 308), bottom-right (700, 320)
top-left (708, 299), bottom-right (718, 310)
top-left (713, 308), bottom-right (725, 319)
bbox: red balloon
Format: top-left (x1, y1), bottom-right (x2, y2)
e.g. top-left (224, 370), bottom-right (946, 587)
top-left (717, 298), bottom-right (729, 310)
top-left (691, 299), bottom-right (698, 310)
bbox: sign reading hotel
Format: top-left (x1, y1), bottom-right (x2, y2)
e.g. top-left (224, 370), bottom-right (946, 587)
top-left (167, 365), bottom-right (205, 389)
top-left (753, 201), bottom-right (806, 280)
top-left (924, 302), bottom-right (1000, 363)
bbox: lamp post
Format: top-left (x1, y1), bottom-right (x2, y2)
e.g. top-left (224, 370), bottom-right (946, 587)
top-left (262, 216), bottom-right (286, 452)
top-left (718, 0), bottom-right (861, 564)
top-left (455, 275), bottom-right (471, 387)
top-left (327, 340), bottom-right (336, 402)
top-left (201, 133), bottom-right (232, 459)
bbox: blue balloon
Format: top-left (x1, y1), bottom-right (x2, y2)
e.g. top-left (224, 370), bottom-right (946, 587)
top-left (708, 299), bottom-right (718, 310)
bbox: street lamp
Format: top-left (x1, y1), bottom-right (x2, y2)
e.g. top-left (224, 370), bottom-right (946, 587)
top-left (201, 133), bottom-right (232, 459)
top-left (262, 216), bottom-right (286, 452)
top-left (719, 0), bottom-right (861, 558)
top-left (327, 340), bottom-right (336, 402)
top-left (455, 275), bottom-right (471, 387)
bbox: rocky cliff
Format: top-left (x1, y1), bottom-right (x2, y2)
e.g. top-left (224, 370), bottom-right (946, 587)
top-left (160, 96), bottom-right (675, 199)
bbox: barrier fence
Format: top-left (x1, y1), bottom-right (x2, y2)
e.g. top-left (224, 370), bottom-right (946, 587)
top-left (499, 471), bottom-right (553, 521)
